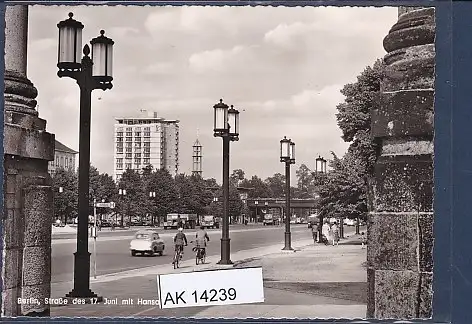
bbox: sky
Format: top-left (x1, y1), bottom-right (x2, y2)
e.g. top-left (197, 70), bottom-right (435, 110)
top-left (27, 4), bottom-right (398, 184)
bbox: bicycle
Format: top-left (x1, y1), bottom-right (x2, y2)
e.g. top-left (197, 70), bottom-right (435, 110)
top-left (190, 241), bottom-right (206, 265)
top-left (173, 245), bottom-right (184, 269)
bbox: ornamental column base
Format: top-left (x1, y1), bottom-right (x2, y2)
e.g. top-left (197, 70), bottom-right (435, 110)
top-left (2, 70), bottom-right (55, 317)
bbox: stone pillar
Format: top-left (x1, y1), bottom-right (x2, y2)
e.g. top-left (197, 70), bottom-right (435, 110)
top-left (397, 6), bottom-right (424, 18)
top-left (367, 7), bottom-right (435, 319)
top-left (2, 5), bottom-right (55, 317)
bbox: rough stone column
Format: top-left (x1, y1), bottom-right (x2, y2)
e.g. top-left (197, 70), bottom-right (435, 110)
top-left (397, 6), bottom-right (424, 18)
top-left (367, 7), bottom-right (435, 319)
top-left (2, 5), bottom-right (55, 317)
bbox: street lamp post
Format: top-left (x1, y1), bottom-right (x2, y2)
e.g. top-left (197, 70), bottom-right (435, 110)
top-left (315, 155), bottom-right (327, 242)
top-left (254, 200), bottom-right (258, 223)
top-left (149, 191), bottom-right (156, 226)
top-left (55, 186), bottom-right (64, 225)
top-left (57, 12), bottom-right (114, 300)
top-left (280, 136), bottom-right (295, 251)
top-left (213, 99), bottom-right (240, 265)
top-left (119, 189), bottom-right (127, 227)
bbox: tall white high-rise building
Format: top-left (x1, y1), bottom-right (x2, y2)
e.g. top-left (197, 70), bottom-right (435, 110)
top-left (113, 111), bottom-right (179, 181)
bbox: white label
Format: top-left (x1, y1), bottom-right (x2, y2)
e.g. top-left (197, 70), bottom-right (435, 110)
top-left (94, 202), bottom-right (115, 208)
top-left (156, 267), bottom-right (264, 309)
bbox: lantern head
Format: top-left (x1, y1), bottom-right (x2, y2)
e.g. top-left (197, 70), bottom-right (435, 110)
top-left (290, 141), bottom-right (296, 164)
top-left (213, 99), bottom-right (229, 135)
top-left (57, 12), bottom-right (84, 70)
top-left (90, 30), bottom-right (114, 82)
top-left (228, 105), bottom-right (240, 139)
top-left (280, 136), bottom-right (291, 162)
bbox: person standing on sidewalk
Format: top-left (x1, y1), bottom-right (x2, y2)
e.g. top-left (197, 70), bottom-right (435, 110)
top-left (360, 232), bottom-right (367, 249)
top-left (331, 221), bottom-right (340, 246)
top-left (310, 223), bottom-right (318, 244)
top-left (321, 220), bottom-right (330, 245)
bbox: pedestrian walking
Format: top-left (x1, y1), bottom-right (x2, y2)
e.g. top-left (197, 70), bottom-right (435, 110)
top-left (361, 232), bottom-right (367, 249)
top-left (331, 221), bottom-right (340, 246)
top-left (321, 220), bottom-right (330, 245)
top-left (111, 222), bottom-right (115, 231)
top-left (310, 224), bottom-right (318, 245)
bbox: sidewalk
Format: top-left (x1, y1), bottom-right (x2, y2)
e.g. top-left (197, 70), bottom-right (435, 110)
top-left (50, 234), bottom-right (367, 319)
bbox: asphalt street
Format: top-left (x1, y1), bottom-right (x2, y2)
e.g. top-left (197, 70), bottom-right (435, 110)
top-left (52, 224), bottom-right (304, 283)
top-left (52, 224), bottom-right (359, 284)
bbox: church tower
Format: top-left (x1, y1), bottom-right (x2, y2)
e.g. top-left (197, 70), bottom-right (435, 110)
top-left (192, 133), bottom-right (203, 177)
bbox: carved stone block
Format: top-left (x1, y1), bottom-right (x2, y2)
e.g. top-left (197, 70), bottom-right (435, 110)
top-left (374, 270), bottom-right (419, 319)
top-left (23, 185), bottom-right (53, 247)
top-left (20, 284), bottom-right (51, 315)
top-left (23, 246), bottom-right (51, 286)
top-left (368, 213), bottom-right (418, 271)
top-left (372, 156), bottom-right (434, 212)
top-left (372, 90), bottom-right (434, 138)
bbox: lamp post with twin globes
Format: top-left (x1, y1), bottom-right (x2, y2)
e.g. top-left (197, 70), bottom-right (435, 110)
top-left (57, 12), bottom-right (114, 300)
top-left (213, 99), bottom-right (240, 265)
top-left (315, 155), bottom-right (328, 241)
top-left (280, 136), bottom-right (295, 251)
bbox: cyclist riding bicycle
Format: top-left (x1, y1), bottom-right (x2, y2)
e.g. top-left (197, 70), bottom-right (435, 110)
top-left (173, 228), bottom-right (188, 263)
top-left (194, 225), bottom-right (210, 255)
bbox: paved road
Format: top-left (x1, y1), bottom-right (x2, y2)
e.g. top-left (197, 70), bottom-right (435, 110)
top-left (52, 224), bottom-right (359, 284)
top-left (52, 224), bottom-right (260, 240)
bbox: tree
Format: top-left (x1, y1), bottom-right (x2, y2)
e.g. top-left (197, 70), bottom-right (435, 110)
top-left (53, 169), bottom-right (78, 224)
top-left (204, 178), bottom-right (219, 188)
top-left (89, 165), bottom-right (100, 214)
top-left (230, 169), bottom-right (245, 187)
top-left (174, 174), bottom-right (203, 215)
top-left (146, 168), bottom-right (179, 226)
top-left (190, 174), bottom-right (214, 218)
top-left (89, 165), bottom-right (117, 217)
top-left (142, 164), bottom-right (154, 177)
top-left (296, 164), bottom-right (317, 198)
top-left (317, 59), bottom-right (385, 234)
top-left (209, 186), bottom-right (244, 223)
top-left (264, 173), bottom-right (285, 198)
top-left (242, 175), bottom-right (272, 198)
top-left (118, 169), bottom-right (145, 226)
top-left (336, 59), bottom-right (384, 175)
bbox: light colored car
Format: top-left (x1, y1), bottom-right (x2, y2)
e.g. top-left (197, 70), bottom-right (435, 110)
top-left (344, 218), bottom-right (356, 226)
top-left (129, 229), bottom-right (165, 257)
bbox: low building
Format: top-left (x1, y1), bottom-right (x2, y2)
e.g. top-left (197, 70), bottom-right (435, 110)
top-left (48, 140), bottom-right (78, 175)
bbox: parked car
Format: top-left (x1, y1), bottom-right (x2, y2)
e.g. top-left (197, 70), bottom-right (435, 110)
top-left (129, 229), bottom-right (165, 257)
top-left (344, 218), bottom-right (356, 226)
top-left (100, 219), bottom-right (111, 227)
top-left (263, 214), bottom-right (275, 226)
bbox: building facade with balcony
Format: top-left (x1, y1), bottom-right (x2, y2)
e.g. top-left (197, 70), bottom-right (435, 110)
top-left (48, 140), bottom-right (78, 175)
top-left (113, 111), bottom-right (179, 180)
